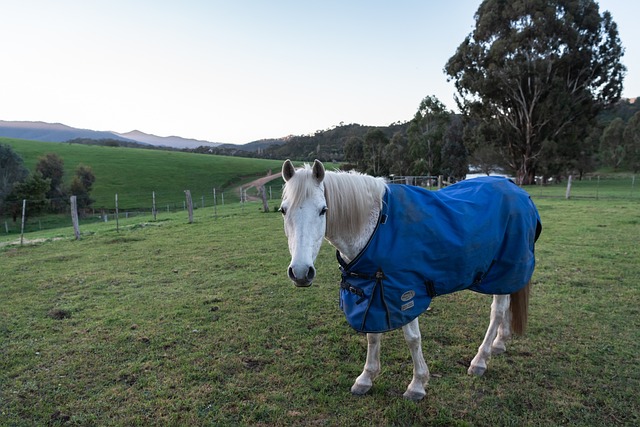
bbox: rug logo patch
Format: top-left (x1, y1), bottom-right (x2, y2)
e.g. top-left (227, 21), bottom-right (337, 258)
top-left (401, 290), bottom-right (415, 302)
top-left (401, 301), bottom-right (415, 311)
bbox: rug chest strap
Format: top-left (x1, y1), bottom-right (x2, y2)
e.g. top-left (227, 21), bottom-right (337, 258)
top-left (425, 280), bottom-right (437, 298)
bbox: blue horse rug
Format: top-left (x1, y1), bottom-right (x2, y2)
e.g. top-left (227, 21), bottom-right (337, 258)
top-left (338, 176), bottom-right (542, 333)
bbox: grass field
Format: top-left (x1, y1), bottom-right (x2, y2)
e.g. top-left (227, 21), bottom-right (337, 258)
top-left (1, 180), bottom-right (639, 425)
top-left (2, 138), bottom-right (287, 208)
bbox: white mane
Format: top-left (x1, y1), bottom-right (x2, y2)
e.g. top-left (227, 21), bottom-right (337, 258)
top-left (324, 170), bottom-right (387, 238)
top-left (282, 165), bottom-right (387, 238)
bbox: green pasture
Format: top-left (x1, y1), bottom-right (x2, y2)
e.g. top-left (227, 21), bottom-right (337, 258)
top-left (529, 172), bottom-right (638, 200)
top-left (2, 138), bottom-right (287, 208)
top-left (1, 185), bottom-right (638, 425)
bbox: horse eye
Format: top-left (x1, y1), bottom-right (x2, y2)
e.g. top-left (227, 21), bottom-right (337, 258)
top-left (279, 207), bottom-right (287, 216)
top-left (319, 206), bottom-right (328, 216)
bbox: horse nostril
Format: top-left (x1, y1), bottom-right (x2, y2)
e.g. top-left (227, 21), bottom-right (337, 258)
top-left (307, 266), bottom-right (316, 282)
top-left (288, 265), bottom-right (315, 286)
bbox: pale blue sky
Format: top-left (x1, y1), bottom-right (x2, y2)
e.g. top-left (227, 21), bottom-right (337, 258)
top-left (1, 0), bottom-right (638, 144)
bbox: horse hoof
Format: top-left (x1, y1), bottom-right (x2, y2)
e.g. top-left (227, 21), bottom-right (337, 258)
top-left (491, 345), bottom-right (506, 355)
top-left (350, 383), bottom-right (372, 396)
top-left (468, 365), bottom-right (486, 376)
top-left (403, 390), bottom-right (426, 401)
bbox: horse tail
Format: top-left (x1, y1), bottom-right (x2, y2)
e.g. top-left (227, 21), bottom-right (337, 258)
top-left (510, 281), bottom-right (531, 335)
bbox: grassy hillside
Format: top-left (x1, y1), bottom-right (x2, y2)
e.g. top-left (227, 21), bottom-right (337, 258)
top-left (2, 138), bottom-right (287, 209)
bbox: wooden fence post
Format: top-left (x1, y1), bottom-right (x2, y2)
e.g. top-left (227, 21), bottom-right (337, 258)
top-left (260, 185), bottom-right (269, 212)
top-left (115, 193), bottom-right (120, 232)
top-left (152, 191), bottom-right (157, 221)
top-left (20, 199), bottom-right (26, 245)
top-left (565, 175), bottom-right (572, 199)
top-left (185, 190), bottom-right (194, 223)
top-left (70, 196), bottom-right (81, 240)
top-left (213, 188), bottom-right (217, 217)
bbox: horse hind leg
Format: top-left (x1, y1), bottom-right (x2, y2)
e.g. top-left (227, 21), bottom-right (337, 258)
top-left (351, 332), bottom-right (382, 395)
top-left (491, 299), bottom-right (512, 355)
top-left (469, 282), bottom-right (532, 375)
top-left (468, 294), bottom-right (510, 376)
top-left (401, 318), bottom-right (429, 401)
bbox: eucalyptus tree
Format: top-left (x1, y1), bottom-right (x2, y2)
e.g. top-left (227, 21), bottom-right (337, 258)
top-left (4, 173), bottom-right (50, 222)
top-left (70, 165), bottom-right (96, 209)
top-left (445, 0), bottom-right (626, 184)
top-left (407, 96), bottom-right (450, 176)
top-left (623, 112), bottom-right (640, 173)
top-left (441, 115), bottom-right (469, 181)
top-left (600, 117), bottom-right (626, 169)
top-left (0, 144), bottom-right (28, 211)
top-left (385, 131), bottom-right (411, 176)
top-left (344, 136), bottom-right (365, 171)
top-left (363, 129), bottom-right (390, 176)
top-left (36, 152), bottom-right (67, 210)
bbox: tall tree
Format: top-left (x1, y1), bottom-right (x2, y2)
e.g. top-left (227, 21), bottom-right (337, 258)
top-left (445, 0), bottom-right (626, 184)
top-left (344, 136), bottom-right (365, 170)
top-left (574, 126), bottom-right (600, 180)
top-left (600, 117), bottom-right (626, 169)
top-left (69, 165), bottom-right (96, 209)
top-left (0, 144), bottom-right (29, 212)
top-left (622, 111), bottom-right (640, 173)
top-left (407, 96), bottom-right (450, 176)
top-left (440, 115), bottom-right (469, 181)
top-left (385, 132), bottom-right (411, 176)
top-left (470, 144), bottom-right (504, 176)
top-left (5, 174), bottom-right (50, 222)
top-left (363, 129), bottom-right (390, 176)
top-left (36, 153), bottom-right (67, 210)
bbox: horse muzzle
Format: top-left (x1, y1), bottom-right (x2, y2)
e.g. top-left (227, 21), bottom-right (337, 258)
top-left (288, 265), bottom-right (316, 287)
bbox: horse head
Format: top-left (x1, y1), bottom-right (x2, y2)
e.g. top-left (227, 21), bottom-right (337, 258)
top-left (280, 159), bottom-right (327, 287)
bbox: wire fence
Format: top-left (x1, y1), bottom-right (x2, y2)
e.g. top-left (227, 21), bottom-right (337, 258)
top-left (2, 175), bottom-right (637, 247)
top-left (0, 184), bottom-right (286, 245)
top-left (529, 174), bottom-right (638, 200)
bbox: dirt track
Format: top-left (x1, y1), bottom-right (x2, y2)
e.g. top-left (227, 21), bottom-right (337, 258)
top-left (236, 172), bottom-right (283, 201)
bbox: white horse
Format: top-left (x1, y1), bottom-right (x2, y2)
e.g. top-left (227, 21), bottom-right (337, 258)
top-left (279, 159), bottom-right (538, 401)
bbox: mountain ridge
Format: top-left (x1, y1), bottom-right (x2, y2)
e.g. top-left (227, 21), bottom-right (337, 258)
top-left (0, 120), bottom-right (233, 149)
top-left (114, 129), bottom-right (223, 149)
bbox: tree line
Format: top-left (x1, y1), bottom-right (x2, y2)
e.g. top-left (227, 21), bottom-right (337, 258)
top-left (0, 147), bottom-right (95, 222)
top-left (227, 95), bottom-right (637, 184)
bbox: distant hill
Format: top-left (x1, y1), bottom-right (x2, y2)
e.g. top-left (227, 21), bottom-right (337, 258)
top-left (115, 130), bottom-right (223, 149)
top-left (260, 122), bottom-right (411, 162)
top-left (2, 137), bottom-right (286, 208)
top-left (0, 121), bottom-right (223, 149)
top-left (215, 138), bottom-right (288, 154)
top-left (598, 97), bottom-right (640, 125)
top-left (0, 120), bottom-right (137, 144)
top-left (194, 124), bottom-right (411, 161)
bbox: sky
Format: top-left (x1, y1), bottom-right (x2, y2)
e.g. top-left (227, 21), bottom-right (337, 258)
top-left (1, 1), bottom-right (638, 145)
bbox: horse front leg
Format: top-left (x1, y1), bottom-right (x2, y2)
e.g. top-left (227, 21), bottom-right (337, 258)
top-left (351, 332), bottom-right (382, 395)
top-left (402, 318), bottom-right (429, 401)
top-left (468, 294), bottom-right (510, 376)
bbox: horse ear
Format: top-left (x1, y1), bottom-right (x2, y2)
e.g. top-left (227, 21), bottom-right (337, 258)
top-left (312, 159), bottom-right (325, 183)
top-left (282, 159), bottom-right (295, 182)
